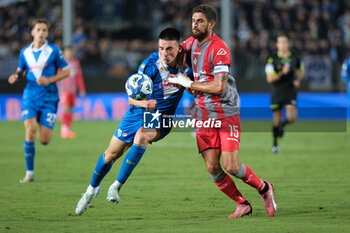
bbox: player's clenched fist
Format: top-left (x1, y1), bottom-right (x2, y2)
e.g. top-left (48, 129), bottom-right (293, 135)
top-left (36, 76), bottom-right (51, 86)
top-left (8, 73), bottom-right (19, 84)
top-left (145, 99), bottom-right (157, 111)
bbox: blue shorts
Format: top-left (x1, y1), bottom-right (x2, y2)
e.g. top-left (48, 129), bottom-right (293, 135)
top-left (114, 108), bottom-right (173, 143)
top-left (22, 98), bottom-right (58, 130)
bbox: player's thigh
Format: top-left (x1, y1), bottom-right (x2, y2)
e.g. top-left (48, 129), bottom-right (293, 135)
top-left (134, 128), bottom-right (160, 146)
top-left (195, 128), bottom-right (220, 154)
top-left (285, 104), bottom-right (297, 121)
top-left (104, 135), bottom-right (131, 163)
top-left (38, 101), bottom-right (58, 131)
top-left (38, 124), bottom-right (53, 145)
top-left (201, 148), bottom-right (222, 174)
top-left (24, 118), bottom-right (38, 141)
top-left (219, 115), bottom-right (241, 152)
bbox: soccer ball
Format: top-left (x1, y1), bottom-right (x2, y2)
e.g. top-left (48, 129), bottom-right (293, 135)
top-left (125, 73), bottom-right (153, 100)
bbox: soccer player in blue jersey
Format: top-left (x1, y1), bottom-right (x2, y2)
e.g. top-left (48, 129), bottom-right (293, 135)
top-left (75, 28), bottom-right (192, 215)
top-left (341, 56), bottom-right (350, 100)
top-left (8, 18), bottom-right (70, 183)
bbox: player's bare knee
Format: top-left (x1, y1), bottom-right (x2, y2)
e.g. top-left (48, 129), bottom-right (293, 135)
top-left (104, 150), bottom-right (116, 163)
top-left (206, 163), bottom-right (221, 174)
top-left (39, 138), bottom-right (50, 145)
top-left (223, 163), bottom-right (240, 176)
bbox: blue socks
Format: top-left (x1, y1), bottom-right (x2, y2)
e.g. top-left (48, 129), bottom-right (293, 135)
top-left (116, 144), bottom-right (146, 184)
top-left (24, 140), bottom-right (35, 171)
top-left (90, 154), bottom-right (113, 187)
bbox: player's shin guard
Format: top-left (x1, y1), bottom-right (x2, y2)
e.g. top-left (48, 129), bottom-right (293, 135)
top-left (116, 144), bottom-right (146, 184)
top-left (213, 171), bottom-right (246, 204)
top-left (24, 140), bottom-right (35, 172)
top-left (90, 154), bottom-right (113, 187)
top-left (237, 164), bottom-right (265, 191)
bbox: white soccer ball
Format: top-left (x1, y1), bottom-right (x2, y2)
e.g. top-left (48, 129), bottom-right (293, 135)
top-left (125, 73), bottom-right (153, 100)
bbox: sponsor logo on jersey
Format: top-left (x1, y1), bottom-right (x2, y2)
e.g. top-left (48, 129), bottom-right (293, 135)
top-left (217, 48), bottom-right (227, 55)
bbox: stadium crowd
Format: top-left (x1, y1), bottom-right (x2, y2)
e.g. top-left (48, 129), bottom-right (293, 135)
top-left (0, 0), bottom-right (349, 89)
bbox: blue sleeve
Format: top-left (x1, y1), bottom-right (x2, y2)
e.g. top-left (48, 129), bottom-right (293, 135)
top-left (341, 59), bottom-right (350, 83)
top-left (18, 50), bottom-right (26, 71)
top-left (54, 46), bottom-right (68, 69)
top-left (138, 55), bottom-right (158, 81)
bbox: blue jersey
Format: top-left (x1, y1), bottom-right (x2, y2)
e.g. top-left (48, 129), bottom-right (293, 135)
top-left (138, 52), bottom-right (192, 115)
top-left (341, 57), bottom-right (350, 99)
top-left (18, 41), bottom-right (68, 102)
top-left (115, 52), bottom-right (192, 143)
top-left (341, 57), bottom-right (350, 85)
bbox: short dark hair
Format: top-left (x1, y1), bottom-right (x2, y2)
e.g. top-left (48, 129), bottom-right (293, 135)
top-left (192, 4), bottom-right (217, 22)
top-left (158, 28), bottom-right (180, 42)
top-left (277, 33), bottom-right (288, 41)
top-left (32, 18), bottom-right (50, 29)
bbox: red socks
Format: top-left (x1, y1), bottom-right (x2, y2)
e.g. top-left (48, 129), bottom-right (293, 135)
top-left (62, 112), bottom-right (72, 128)
top-left (242, 164), bottom-right (265, 191)
top-left (215, 173), bottom-right (246, 204)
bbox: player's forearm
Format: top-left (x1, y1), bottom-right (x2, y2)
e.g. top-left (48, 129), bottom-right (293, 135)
top-left (190, 78), bottom-right (226, 95)
top-left (48, 68), bottom-right (70, 83)
top-left (266, 74), bottom-right (280, 83)
top-left (296, 69), bottom-right (304, 81)
top-left (128, 97), bottom-right (147, 108)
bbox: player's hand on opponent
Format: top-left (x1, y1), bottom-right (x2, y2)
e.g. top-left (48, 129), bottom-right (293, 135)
top-left (8, 73), bottom-right (19, 84)
top-left (168, 74), bottom-right (193, 89)
top-left (36, 76), bottom-right (51, 86)
top-left (176, 46), bottom-right (186, 67)
top-left (145, 99), bottom-right (157, 111)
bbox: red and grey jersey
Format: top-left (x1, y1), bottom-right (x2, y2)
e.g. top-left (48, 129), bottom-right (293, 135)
top-left (58, 58), bottom-right (85, 94)
top-left (182, 34), bottom-right (239, 120)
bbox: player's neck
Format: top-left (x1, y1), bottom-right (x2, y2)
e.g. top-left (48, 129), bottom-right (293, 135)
top-left (32, 41), bottom-right (45, 49)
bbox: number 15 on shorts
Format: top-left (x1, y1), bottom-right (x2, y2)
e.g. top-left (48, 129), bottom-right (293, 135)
top-left (229, 124), bottom-right (239, 138)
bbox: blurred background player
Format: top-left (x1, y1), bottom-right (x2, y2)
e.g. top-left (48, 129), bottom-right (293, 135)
top-left (75, 28), bottom-right (192, 215)
top-left (265, 35), bottom-right (304, 153)
top-left (341, 56), bottom-right (350, 100)
top-left (168, 4), bottom-right (276, 218)
top-left (8, 18), bottom-right (70, 183)
top-left (58, 46), bottom-right (86, 138)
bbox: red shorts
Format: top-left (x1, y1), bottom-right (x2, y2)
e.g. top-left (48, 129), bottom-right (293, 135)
top-left (60, 92), bottom-right (76, 107)
top-left (195, 114), bottom-right (241, 153)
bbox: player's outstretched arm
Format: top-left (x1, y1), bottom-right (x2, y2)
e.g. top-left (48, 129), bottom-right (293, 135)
top-left (37, 68), bottom-right (70, 86)
top-left (128, 97), bottom-right (157, 111)
top-left (168, 73), bottom-right (227, 95)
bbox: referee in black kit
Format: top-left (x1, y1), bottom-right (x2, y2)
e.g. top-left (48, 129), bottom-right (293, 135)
top-left (265, 34), bottom-right (304, 153)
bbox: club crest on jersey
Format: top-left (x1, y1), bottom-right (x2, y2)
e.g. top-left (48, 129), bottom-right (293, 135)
top-left (217, 48), bottom-right (227, 56)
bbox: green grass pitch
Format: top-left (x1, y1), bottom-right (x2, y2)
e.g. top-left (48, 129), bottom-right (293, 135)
top-left (0, 121), bottom-right (349, 233)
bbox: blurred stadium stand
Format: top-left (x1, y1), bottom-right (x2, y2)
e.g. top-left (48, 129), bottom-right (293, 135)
top-left (0, 0), bottom-right (350, 93)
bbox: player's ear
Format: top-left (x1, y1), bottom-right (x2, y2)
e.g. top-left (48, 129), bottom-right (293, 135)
top-left (209, 21), bottom-right (216, 30)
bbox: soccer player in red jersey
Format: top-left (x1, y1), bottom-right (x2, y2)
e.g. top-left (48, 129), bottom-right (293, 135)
top-left (58, 46), bottom-right (86, 138)
top-left (168, 4), bottom-right (277, 218)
